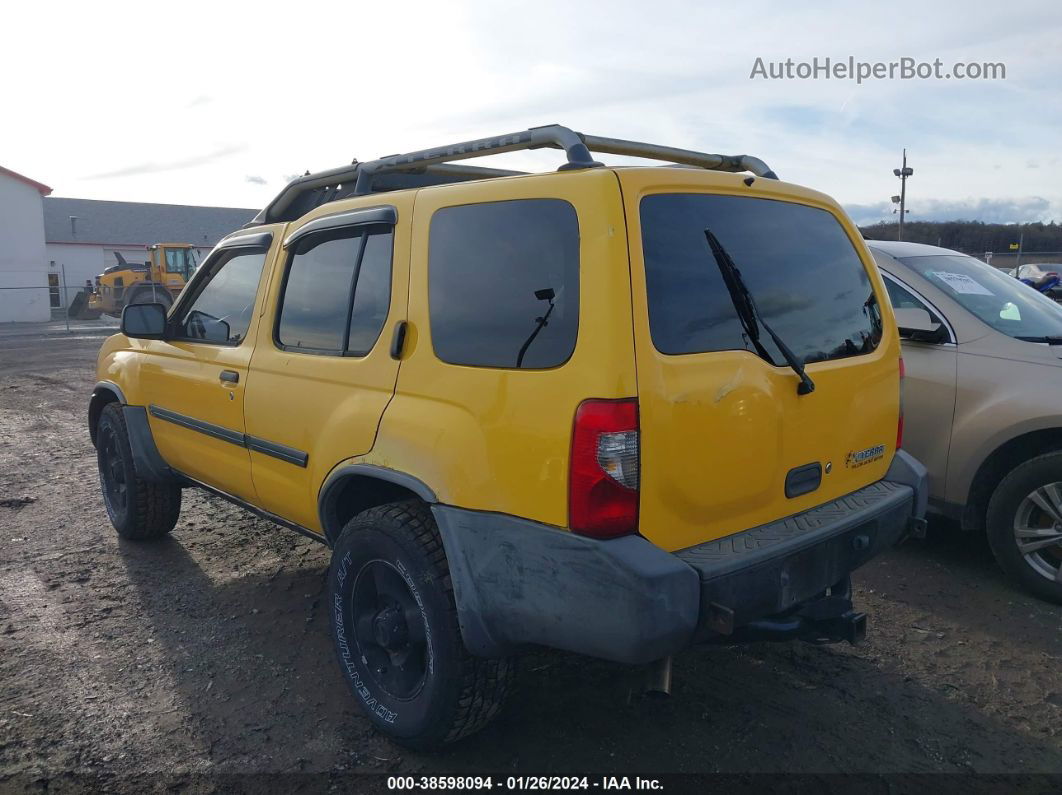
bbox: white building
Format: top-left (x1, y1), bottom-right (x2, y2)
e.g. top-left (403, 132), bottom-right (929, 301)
top-left (43, 198), bottom-right (257, 309)
top-left (0, 167), bottom-right (258, 322)
top-left (0, 166), bottom-right (52, 322)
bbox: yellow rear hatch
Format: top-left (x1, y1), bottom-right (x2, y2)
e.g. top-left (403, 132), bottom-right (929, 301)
top-left (618, 169), bottom-right (901, 553)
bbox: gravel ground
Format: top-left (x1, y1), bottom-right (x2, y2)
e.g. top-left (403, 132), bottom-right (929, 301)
top-left (1, 334), bottom-right (1061, 792)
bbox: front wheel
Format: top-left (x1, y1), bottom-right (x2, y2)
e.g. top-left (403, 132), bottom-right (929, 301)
top-left (986, 452), bottom-right (1062, 604)
top-left (327, 501), bottom-right (515, 748)
top-left (96, 403), bottom-right (181, 540)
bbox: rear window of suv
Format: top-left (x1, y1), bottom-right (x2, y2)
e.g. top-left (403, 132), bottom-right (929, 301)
top-left (640, 194), bottom-right (882, 365)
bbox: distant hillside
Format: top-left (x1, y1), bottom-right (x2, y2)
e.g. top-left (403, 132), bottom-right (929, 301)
top-left (859, 220), bottom-right (1062, 254)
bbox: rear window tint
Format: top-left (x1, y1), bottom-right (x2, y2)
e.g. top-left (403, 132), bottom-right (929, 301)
top-left (640, 194), bottom-right (882, 364)
top-left (429, 199), bottom-right (579, 369)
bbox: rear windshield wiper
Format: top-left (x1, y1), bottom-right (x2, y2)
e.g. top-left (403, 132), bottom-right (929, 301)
top-left (1016, 335), bottom-right (1062, 345)
top-left (704, 228), bottom-right (815, 395)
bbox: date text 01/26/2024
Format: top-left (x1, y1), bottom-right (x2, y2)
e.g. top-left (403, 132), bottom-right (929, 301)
top-left (387, 776), bottom-right (664, 791)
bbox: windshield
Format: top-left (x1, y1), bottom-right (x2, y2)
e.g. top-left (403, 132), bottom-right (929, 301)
top-left (899, 254), bottom-right (1062, 340)
top-left (164, 248), bottom-right (197, 280)
top-left (640, 194), bottom-right (882, 364)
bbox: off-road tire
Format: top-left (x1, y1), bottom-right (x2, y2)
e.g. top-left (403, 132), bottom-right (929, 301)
top-left (95, 402), bottom-right (181, 540)
top-left (327, 500), bottom-right (515, 749)
top-left (127, 287), bottom-right (173, 309)
top-left (986, 452), bottom-right (1062, 604)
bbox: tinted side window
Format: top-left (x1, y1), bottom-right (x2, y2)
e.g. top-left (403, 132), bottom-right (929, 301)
top-left (348, 231), bottom-right (393, 355)
top-left (178, 250), bottom-right (266, 345)
top-left (278, 230), bottom-right (359, 352)
top-left (277, 226), bottom-right (393, 354)
top-left (429, 199), bottom-right (579, 369)
top-left (640, 194), bottom-right (882, 364)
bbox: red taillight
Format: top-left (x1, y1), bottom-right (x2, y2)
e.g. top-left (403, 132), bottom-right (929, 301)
top-left (569, 399), bottom-right (639, 539)
top-left (897, 357), bottom-right (905, 450)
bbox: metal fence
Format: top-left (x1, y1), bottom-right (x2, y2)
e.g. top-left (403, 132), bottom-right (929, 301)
top-left (0, 264), bottom-right (115, 332)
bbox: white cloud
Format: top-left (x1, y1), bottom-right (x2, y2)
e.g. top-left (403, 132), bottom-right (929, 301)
top-left (846, 196), bottom-right (1062, 226)
top-left (1, 0), bottom-right (1059, 220)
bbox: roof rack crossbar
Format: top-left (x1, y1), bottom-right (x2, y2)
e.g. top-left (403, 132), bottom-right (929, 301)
top-left (576, 134), bottom-right (778, 180)
top-left (353, 124), bottom-right (601, 195)
top-left (249, 163), bottom-right (526, 226)
top-left (250, 124), bottom-right (778, 226)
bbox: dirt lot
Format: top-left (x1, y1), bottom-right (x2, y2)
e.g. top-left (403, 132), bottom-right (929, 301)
top-left (1, 333), bottom-right (1061, 791)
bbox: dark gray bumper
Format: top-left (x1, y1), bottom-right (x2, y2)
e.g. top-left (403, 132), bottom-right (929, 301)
top-left (434, 451), bottom-right (928, 664)
top-left (433, 507), bottom-right (700, 665)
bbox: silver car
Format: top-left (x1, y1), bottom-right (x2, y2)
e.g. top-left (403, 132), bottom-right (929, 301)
top-left (869, 240), bottom-right (1062, 603)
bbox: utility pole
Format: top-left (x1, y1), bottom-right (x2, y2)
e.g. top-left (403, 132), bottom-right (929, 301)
top-left (893, 150), bottom-right (913, 241)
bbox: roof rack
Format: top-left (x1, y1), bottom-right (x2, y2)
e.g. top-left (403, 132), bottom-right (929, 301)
top-left (249, 124), bottom-right (777, 226)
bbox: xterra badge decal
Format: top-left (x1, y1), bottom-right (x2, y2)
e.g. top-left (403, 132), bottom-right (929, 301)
top-left (845, 444), bottom-right (886, 469)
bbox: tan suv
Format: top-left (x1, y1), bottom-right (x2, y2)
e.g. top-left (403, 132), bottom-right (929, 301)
top-left (870, 240), bottom-right (1062, 602)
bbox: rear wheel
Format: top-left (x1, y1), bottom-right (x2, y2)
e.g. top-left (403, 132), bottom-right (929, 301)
top-left (327, 501), bottom-right (515, 748)
top-left (96, 403), bottom-right (181, 540)
top-left (986, 452), bottom-right (1062, 604)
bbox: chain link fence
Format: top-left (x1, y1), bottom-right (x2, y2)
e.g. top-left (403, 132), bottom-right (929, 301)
top-left (0, 266), bottom-right (118, 331)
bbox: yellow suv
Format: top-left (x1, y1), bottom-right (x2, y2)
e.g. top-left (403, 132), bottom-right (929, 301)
top-left (89, 125), bottom-right (927, 748)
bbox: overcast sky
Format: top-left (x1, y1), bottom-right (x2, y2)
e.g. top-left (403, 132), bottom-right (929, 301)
top-left (3, 0), bottom-right (1059, 226)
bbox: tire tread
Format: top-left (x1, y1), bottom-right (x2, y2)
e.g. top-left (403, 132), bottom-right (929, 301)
top-left (99, 403), bottom-right (180, 540)
top-left (340, 500), bottom-right (515, 745)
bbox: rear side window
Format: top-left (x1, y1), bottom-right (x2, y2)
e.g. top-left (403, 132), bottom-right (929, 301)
top-left (276, 225), bottom-right (393, 355)
top-left (429, 199), bottom-right (579, 369)
top-left (640, 194), bottom-right (882, 364)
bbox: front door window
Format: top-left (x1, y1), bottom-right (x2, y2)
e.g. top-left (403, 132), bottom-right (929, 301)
top-left (175, 251), bottom-right (266, 345)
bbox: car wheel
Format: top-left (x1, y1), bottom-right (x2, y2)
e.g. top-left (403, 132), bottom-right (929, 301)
top-left (127, 287), bottom-right (172, 309)
top-left (96, 402), bottom-right (182, 540)
top-left (986, 452), bottom-right (1062, 604)
top-left (327, 500), bottom-right (515, 749)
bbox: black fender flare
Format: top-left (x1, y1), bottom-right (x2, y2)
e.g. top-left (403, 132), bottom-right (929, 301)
top-left (88, 381), bottom-right (127, 445)
top-left (317, 464), bottom-right (437, 545)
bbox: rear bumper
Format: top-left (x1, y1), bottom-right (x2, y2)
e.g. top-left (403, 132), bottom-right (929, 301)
top-left (435, 450), bottom-right (927, 665)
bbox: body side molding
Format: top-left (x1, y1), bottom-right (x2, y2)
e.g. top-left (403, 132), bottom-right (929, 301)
top-left (148, 404), bottom-right (309, 468)
top-left (245, 437), bottom-right (309, 467)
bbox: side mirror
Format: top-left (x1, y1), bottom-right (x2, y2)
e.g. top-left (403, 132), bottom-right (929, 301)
top-left (894, 307), bottom-right (946, 343)
top-left (121, 303), bottom-right (168, 339)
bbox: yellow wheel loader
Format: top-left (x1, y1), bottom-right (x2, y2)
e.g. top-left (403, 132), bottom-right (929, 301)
top-left (87, 243), bottom-right (198, 317)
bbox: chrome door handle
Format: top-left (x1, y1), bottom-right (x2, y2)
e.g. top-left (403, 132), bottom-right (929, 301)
top-left (219, 370), bottom-right (239, 384)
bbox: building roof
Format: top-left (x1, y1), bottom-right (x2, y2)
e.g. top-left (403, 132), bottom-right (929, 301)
top-left (0, 165), bottom-right (53, 195)
top-left (43, 197), bottom-right (258, 247)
